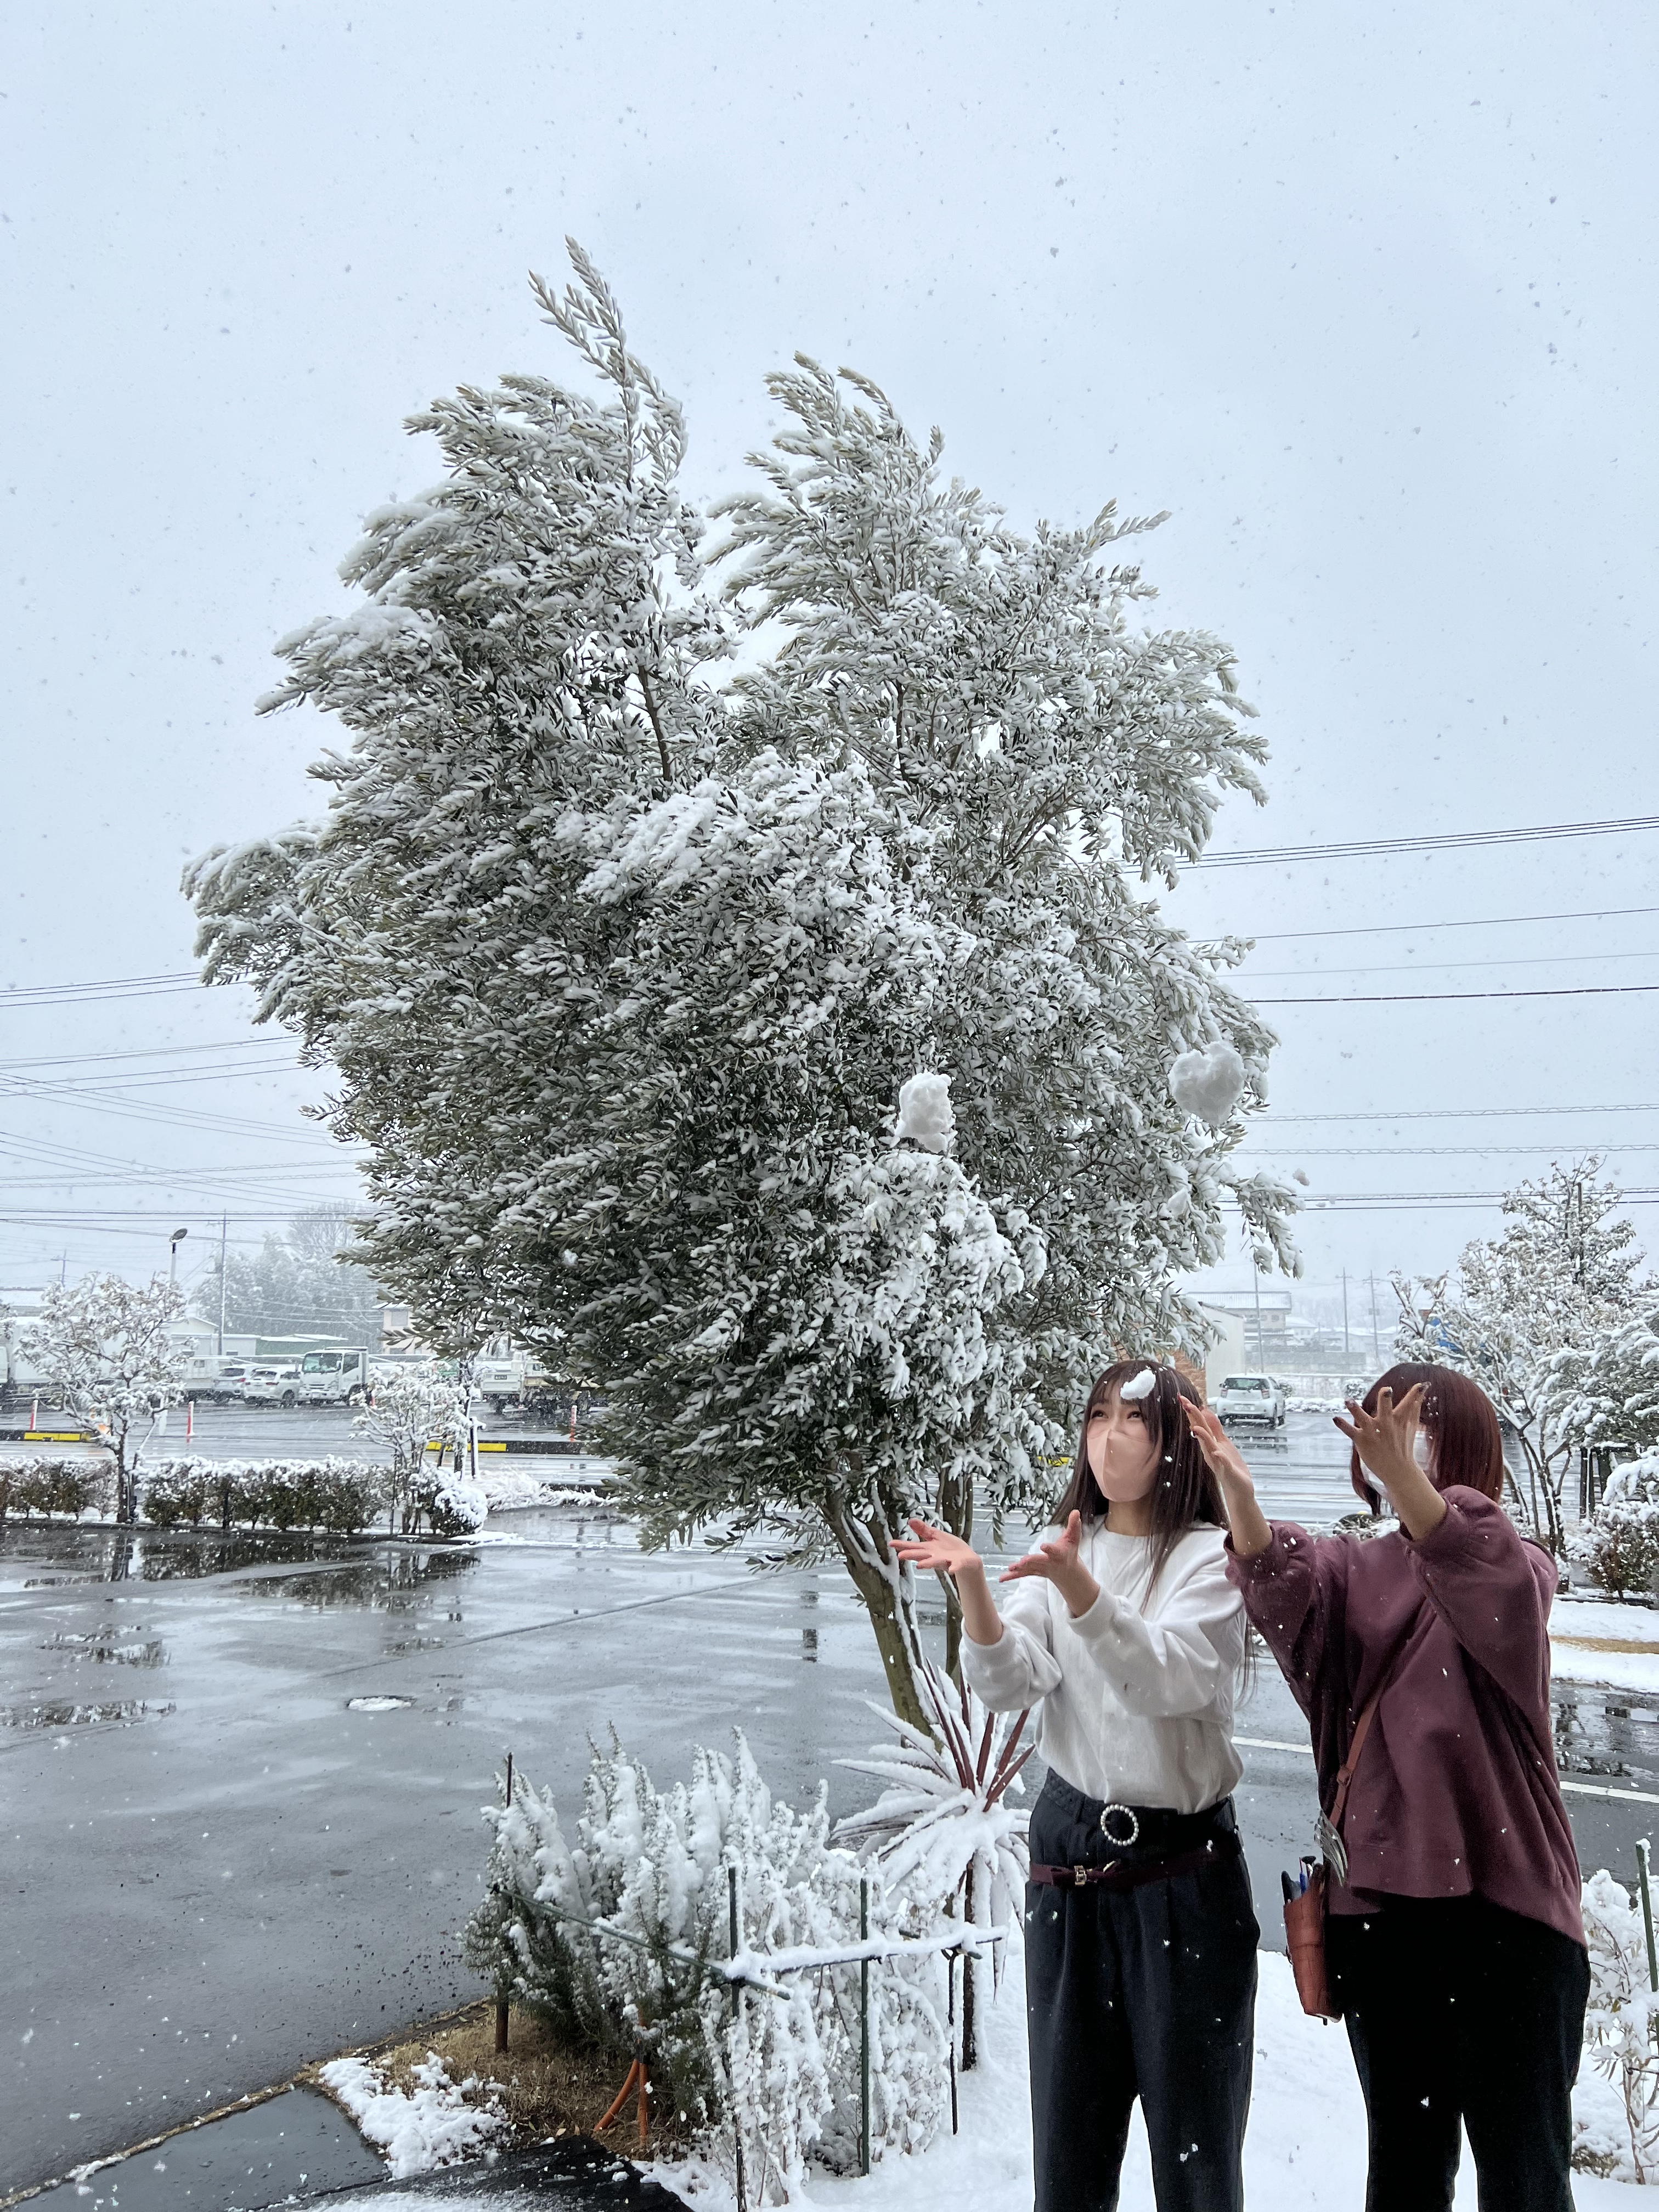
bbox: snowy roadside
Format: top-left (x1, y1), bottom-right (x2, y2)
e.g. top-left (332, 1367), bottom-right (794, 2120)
top-left (1553, 1598), bottom-right (1659, 1695)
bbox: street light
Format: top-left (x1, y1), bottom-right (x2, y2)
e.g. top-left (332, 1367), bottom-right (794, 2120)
top-left (168, 1227), bottom-right (189, 1285)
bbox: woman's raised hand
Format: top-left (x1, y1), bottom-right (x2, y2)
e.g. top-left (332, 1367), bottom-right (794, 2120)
top-left (1182, 1398), bottom-right (1273, 1558)
top-left (1333, 1383), bottom-right (1446, 1539)
top-left (1001, 1510), bottom-right (1101, 1618)
top-left (893, 1519), bottom-right (984, 1579)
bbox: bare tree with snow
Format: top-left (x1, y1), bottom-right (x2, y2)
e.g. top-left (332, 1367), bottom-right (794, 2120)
top-left (26, 1274), bottom-right (186, 1526)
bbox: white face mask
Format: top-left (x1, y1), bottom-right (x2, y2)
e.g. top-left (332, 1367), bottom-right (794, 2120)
top-left (1412, 1426), bottom-right (1434, 1473)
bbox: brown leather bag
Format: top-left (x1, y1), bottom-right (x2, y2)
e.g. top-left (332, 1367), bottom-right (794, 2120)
top-left (1283, 1659), bottom-right (1399, 2022)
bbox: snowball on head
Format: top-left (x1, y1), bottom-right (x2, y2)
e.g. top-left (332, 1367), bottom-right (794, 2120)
top-left (895, 1071), bottom-right (956, 1154)
top-left (1119, 1367), bottom-right (1157, 1402)
top-left (1169, 1040), bottom-right (1246, 1127)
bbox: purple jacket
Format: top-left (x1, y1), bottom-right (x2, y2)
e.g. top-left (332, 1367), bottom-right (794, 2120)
top-left (1227, 1486), bottom-right (1584, 1947)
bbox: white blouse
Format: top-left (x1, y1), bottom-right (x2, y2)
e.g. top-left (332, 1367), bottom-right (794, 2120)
top-left (958, 1520), bottom-right (1246, 1815)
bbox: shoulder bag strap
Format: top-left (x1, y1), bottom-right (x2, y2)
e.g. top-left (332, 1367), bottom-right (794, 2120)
top-left (1327, 1624), bottom-right (1415, 1833)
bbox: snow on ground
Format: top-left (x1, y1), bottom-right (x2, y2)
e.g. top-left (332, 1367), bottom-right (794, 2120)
top-left (1553, 1596), bottom-right (1659, 1694)
top-left (303, 1946), bottom-right (1646, 2210)
top-left (318, 2052), bottom-right (506, 2179)
top-left (645, 1939), bottom-right (1649, 2211)
top-left (475, 1459), bottom-right (613, 1514)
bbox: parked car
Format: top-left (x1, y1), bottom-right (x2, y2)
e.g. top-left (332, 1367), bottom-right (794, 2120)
top-left (1216, 1373), bottom-right (1287, 1428)
top-left (239, 1363), bottom-right (302, 1408)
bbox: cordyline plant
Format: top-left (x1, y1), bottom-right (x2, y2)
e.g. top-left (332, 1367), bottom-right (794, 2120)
top-left (185, 241), bottom-right (1291, 1729)
top-left (837, 1656), bottom-right (1031, 2069)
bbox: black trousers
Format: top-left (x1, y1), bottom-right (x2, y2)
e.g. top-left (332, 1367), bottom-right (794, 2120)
top-left (1327, 1896), bottom-right (1590, 2212)
top-left (1024, 1775), bottom-right (1259, 2212)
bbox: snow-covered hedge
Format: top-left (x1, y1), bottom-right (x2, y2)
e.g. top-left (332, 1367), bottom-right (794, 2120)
top-left (465, 1733), bottom-right (950, 2200)
top-left (138, 1456), bottom-right (486, 1539)
top-left (0, 1457), bottom-right (112, 1521)
top-left (1583, 1452), bottom-right (1659, 1599)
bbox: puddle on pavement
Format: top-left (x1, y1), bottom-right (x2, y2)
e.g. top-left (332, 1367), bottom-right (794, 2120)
top-left (244, 1548), bottom-right (475, 1610)
top-left (0, 1697), bottom-right (174, 1729)
top-left (39, 1631), bottom-right (167, 1667)
top-left (1554, 1685), bottom-right (1659, 1782)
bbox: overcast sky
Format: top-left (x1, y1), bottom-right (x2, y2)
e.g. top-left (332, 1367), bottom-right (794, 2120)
top-left (3, 1), bottom-right (1656, 1314)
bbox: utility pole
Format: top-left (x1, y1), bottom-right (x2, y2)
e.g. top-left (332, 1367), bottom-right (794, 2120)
top-left (217, 1214), bottom-right (228, 1357)
top-left (1340, 1268), bottom-right (1351, 1361)
top-left (1368, 1272), bottom-right (1381, 1362)
top-left (1251, 1260), bottom-right (1265, 1373)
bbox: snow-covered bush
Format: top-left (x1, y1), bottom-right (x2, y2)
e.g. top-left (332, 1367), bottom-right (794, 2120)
top-left (465, 1732), bottom-right (950, 2200)
top-left (0, 1457), bottom-right (112, 1522)
top-left (1584, 1454), bottom-right (1659, 1599)
top-left (356, 1369), bottom-right (472, 1534)
top-left (1579, 1868), bottom-right (1659, 2180)
top-left (139, 1457), bottom-right (381, 1534)
top-left (836, 1657), bottom-right (1030, 2067)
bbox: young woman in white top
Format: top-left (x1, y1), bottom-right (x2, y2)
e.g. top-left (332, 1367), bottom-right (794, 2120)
top-left (895, 1361), bottom-right (1256, 2212)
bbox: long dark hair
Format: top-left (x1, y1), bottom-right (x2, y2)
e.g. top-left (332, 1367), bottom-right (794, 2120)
top-left (1348, 1362), bottom-right (1506, 1513)
top-left (1052, 1360), bottom-right (1226, 1604)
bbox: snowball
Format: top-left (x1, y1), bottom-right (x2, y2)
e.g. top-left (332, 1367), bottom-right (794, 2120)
top-left (1169, 1040), bottom-right (1246, 1127)
top-left (1119, 1368), bottom-right (1156, 1402)
top-left (895, 1070), bottom-right (956, 1153)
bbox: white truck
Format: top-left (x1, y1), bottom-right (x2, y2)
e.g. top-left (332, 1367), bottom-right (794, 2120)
top-left (291, 1348), bottom-right (372, 1407)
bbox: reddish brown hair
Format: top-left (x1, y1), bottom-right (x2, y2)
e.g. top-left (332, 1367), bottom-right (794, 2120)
top-left (1053, 1361), bottom-right (1223, 1601)
top-left (1348, 1362), bottom-right (1506, 1513)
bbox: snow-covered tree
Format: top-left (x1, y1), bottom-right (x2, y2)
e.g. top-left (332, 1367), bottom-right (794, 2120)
top-left (1547, 1306), bottom-right (1659, 1465)
top-left (1395, 1158), bottom-right (1651, 1550)
top-left (186, 244), bottom-right (1293, 1725)
top-left (356, 1367), bottom-right (478, 1535)
top-left (198, 1206), bottom-right (385, 1340)
top-left (25, 1274), bottom-right (186, 1525)
top-left (1581, 1453), bottom-right (1659, 1599)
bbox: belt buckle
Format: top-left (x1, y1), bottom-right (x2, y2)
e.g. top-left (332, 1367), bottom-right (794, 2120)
top-left (1073, 1865), bottom-right (1089, 1888)
top-left (1099, 1803), bottom-right (1141, 1849)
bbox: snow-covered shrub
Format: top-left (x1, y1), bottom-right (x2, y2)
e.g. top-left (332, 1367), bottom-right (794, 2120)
top-left (465, 1732), bottom-right (949, 2200)
top-left (836, 1657), bottom-right (1030, 2067)
top-left (1581, 1868), bottom-right (1659, 2180)
top-left (0, 1457), bottom-right (112, 1521)
top-left (139, 1457), bottom-right (380, 1535)
top-left (1585, 1454), bottom-right (1659, 1599)
top-left (356, 1370), bottom-right (471, 1534)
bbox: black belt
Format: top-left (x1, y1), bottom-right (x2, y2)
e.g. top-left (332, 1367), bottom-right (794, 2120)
top-left (1037, 1776), bottom-right (1239, 1857)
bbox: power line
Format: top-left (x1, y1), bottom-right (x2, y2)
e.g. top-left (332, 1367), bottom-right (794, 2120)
top-left (1193, 813), bottom-right (1659, 869)
top-left (1244, 946), bottom-right (1659, 984)
top-left (1243, 1143), bottom-right (1659, 1159)
top-left (0, 972), bottom-right (204, 1007)
top-left (0, 1037), bottom-right (295, 1073)
top-left (1254, 982), bottom-right (1659, 1006)
top-left (1262, 1103), bottom-right (1659, 1122)
top-left (1240, 902), bottom-right (1659, 945)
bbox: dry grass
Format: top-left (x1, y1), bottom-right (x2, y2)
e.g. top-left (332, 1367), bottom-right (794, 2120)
top-left (302, 2000), bottom-right (691, 2157)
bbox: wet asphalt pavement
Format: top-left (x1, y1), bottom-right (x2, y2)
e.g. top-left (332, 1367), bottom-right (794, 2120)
top-left (5, 1410), bottom-right (1659, 2199)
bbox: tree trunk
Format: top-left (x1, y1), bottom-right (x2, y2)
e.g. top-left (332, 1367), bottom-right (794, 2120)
top-left (822, 1489), bottom-right (931, 1736)
top-left (938, 1466), bottom-right (973, 1685)
top-left (114, 1436), bottom-right (136, 1528)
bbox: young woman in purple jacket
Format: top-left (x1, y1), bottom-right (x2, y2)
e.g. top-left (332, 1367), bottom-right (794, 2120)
top-left (1187, 1362), bottom-right (1588, 2212)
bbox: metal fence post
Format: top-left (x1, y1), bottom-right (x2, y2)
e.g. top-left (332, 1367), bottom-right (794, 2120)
top-left (859, 1875), bottom-right (871, 2177)
top-left (1639, 1839), bottom-right (1658, 1996)
top-left (947, 1945), bottom-right (959, 2135)
top-left (495, 1752), bottom-right (514, 2054)
top-left (729, 1863), bottom-right (746, 2212)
